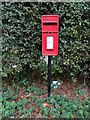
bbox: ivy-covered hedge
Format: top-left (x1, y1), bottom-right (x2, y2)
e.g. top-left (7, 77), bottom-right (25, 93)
top-left (2, 2), bottom-right (90, 82)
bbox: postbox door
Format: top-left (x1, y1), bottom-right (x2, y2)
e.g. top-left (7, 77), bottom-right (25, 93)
top-left (42, 33), bottom-right (58, 56)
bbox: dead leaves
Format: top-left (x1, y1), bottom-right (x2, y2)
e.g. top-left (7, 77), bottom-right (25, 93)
top-left (43, 102), bottom-right (50, 108)
top-left (35, 106), bottom-right (40, 113)
top-left (73, 114), bottom-right (77, 120)
top-left (35, 102), bottom-right (50, 113)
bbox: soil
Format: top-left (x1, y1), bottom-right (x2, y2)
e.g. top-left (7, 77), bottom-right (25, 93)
top-left (36, 79), bottom-right (90, 101)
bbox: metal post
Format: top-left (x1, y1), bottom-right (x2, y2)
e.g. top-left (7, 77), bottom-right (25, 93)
top-left (48, 56), bottom-right (52, 97)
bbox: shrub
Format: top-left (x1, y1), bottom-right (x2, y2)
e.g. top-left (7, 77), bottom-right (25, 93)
top-left (2, 2), bottom-right (90, 82)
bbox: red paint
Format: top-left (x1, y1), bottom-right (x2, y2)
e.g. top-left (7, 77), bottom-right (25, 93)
top-left (42, 15), bottom-right (59, 56)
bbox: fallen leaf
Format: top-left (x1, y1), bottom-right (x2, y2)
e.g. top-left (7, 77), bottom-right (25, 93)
top-left (73, 114), bottom-right (77, 120)
top-left (25, 93), bottom-right (31, 98)
top-left (18, 95), bottom-right (24, 100)
top-left (43, 102), bottom-right (50, 108)
top-left (35, 106), bottom-right (40, 113)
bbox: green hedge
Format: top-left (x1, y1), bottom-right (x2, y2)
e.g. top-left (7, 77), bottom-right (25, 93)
top-left (2, 2), bottom-right (90, 82)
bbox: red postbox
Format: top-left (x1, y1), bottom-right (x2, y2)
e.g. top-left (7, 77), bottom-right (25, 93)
top-left (42, 15), bottom-right (59, 56)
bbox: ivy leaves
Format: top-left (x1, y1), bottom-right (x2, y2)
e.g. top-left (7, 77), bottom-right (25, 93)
top-left (2, 2), bottom-right (90, 81)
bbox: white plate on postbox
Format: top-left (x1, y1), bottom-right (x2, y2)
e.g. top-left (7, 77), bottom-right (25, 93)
top-left (46, 36), bottom-right (54, 50)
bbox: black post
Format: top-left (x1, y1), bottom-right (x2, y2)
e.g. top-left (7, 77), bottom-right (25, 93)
top-left (48, 56), bottom-right (52, 97)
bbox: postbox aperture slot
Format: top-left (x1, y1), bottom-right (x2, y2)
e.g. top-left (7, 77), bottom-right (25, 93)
top-left (43, 22), bottom-right (57, 25)
top-left (42, 22), bottom-right (58, 32)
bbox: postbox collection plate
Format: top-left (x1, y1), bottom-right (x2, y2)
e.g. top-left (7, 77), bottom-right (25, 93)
top-left (46, 36), bottom-right (54, 50)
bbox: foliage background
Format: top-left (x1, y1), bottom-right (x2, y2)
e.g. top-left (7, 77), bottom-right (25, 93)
top-left (2, 2), bottom-right (90, 83)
